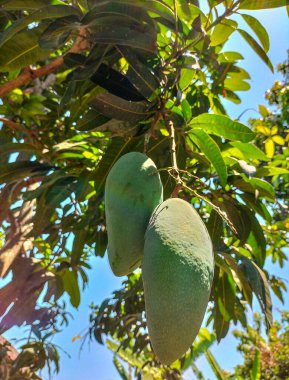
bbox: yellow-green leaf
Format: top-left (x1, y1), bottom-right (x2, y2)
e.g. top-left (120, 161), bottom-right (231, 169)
top-left (270, 125), bottom-right (278, 135)
top-left (265, 139), bottom-right (275, 158)
top-left (272, 135), bottom-right (285, 145)
top-left (256, 125), bottom-right (270, 136)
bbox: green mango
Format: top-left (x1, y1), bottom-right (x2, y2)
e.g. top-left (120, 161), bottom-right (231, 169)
top-left (142, 198), bottom-right (214, 364)
top-left (105, 152), bottom-right (163, 276)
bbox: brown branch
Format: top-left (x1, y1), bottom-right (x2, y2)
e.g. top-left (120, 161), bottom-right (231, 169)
top-left (0, 27), bottom-right (90, 99)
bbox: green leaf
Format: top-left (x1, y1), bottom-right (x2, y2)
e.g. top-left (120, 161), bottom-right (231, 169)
top-left (207, 210), bottom-right (223, 250)
top-left (190, 129), bottom-right (228, 187)
top-left (181, 98), bottom-right (192, 122)
top-left (0, 5), bottom-right (81, 48)
top-left (232, 175), bottom-right (275, 201)
top-left (218, 51), bottom-right (244, 62)
top-left (239, 258), bottom-right (272, 330)
top-left (224, 75), bottom-right (250, 91)
top-left (222, 200), bottom-right (251, 243)
top-left (82, 1), bottom-right (154, 27)
top-left (250, 349), bottom-right (261, 380)
top-left (226, 141), bottom-right (269, 161)
top-left (0, 0), bottom-right (66, 10)
top-left (94, 137), bottom-right (139, 193)
top-left (205, 350), bottom-right (227, 380)
top-left (214, 271), bottom-right (235, 341)
top-left (75, 111), bottom-right (109, 131)
top-left (237, 29), bottom-right (274, 72)
top-left (0, 28), bottom-right (52, 71)
top-left (256, 166), bottom-right (289, 177)
top-left (239, 0), bottom-right (289, 10)
top-left (117, 46), bottom-right (159, 100)
top-left (60, 268), bottom-right (81, 308)
top-left (71, 230), bottom-right (87, 266)
top-left (113, 356), bottom-right (129, 380)
top-left (38, 15), bottom-right (81, 49)
top-left (210, 19), bottom-right (237, 47)
top-left (240, 14), bottom-right (270, 52)
top-left (89, 92), bottom-right (150, 122)
top-left (241, 207), bottom-right (267, 267)
top-left (222, 252), bottom-right (253, 304)
top-left (0, 161), bottom-right (51, 185)
top-left (189, 114), bottom-right (255, 142)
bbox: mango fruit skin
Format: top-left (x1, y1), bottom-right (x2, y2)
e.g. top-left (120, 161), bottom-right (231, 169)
top-left (105, 152), bottom-right (163, 277)
top-left (142, 198), bottom-right (214, 365)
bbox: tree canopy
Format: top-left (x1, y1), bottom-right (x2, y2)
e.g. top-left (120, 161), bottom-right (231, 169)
top-left (0, 0), bottom-right (288, 378)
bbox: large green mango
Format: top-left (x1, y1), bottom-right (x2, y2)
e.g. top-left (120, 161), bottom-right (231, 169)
top-left (142, 198), bottom-right (214, 364)
top-left (105, 152), bottom-right (163, 276)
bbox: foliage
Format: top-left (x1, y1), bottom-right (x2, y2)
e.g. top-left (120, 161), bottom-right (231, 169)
top-left (233, 311), bottom-right (289, 380)
top-left (0, 335), bottom-right (60, 380)
top-left (0, 0), bottom-right (288, 377)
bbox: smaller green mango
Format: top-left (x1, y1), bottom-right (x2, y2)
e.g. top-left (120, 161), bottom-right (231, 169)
top-left (105, 152), bottom-right (163, 277)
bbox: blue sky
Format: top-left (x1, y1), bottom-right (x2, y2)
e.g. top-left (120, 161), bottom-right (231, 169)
top-left (3, 5), bottom-right (289, 380)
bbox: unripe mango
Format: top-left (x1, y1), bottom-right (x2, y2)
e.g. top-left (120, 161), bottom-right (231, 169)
top-left (142, 198), bottom-right (214, 364)
top-left (105, 152), bottom-right (163, 276)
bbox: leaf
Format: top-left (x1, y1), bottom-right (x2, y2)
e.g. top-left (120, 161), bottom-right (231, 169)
top-left (255, 166), bottom-right (289, 177)
top-left (0, 28), bottom-right (52, 71)
top-left (265, 138), bottom-right (275, 158)
top-left (210, 19), bottom-right (237, 47)
top-left (60, 268), bottom-right (81, 308)
top-left (241, 207), bottom-right (267, 267)
top-left (190, 129), bottom-right (228, 187)
top-left (0, 0), bottom-right (66, 10)
top-left (218, 51), bottom-right (244, 62)
top-left (189, 114), bottom-right (255, 142)
top-left (222, 252), bottom-right (253, 304)
top-left (94, 137), bottom-right (140, 193)
top-left (0, 143), bottom-right (36, 156)
top-left (75, 111), bottom-right (109, 131)
top-left (250, 349), bottom-right (261, 380)
top-left (90, 63), bottom-right (146, 102)
top-left (224, 76), bottom-right (250, 91)
top-left (221, 200), bottom-right (251, 243)
top-left (207, 210), bottom-right (223, 250)
top-left (239, 258), bottom-right (272, 330)
top-left (239, 0), bottom-right (289, 10)
top-left (227, 141), bottom-right (269, 161)
top-left (205, 350), bottom-right (227, 380)
top-left (272, 135), bottom-right (285, 145)
top-left (83, 6), bottom-right (157, 53)
top-left (237, 29), bottom-right (274, 72)
top-left (0, 5), bottom-right (81, 48)
top-left (38, 15), bottom-right (81, 50)
top-left (214, 271), bottom-right (235, 341)
top-left (117, 46), bottom-right (159, 100)
top-left (71, 230), bottom-right (87, 266)
top-left (113, 356), bottom-right (129, 380)
top-left (240, 14), bottom-right (270, 52)
top-left (89, 92), bottom-right (150, 122)
top-left (0, 161), bottom-right (51, 185)
top-left (82, 1), bottom-right (154, 26)
top-left (258, 104), bottom-right (270, 117)
top-left (232, 175), bottom-right (275, 201)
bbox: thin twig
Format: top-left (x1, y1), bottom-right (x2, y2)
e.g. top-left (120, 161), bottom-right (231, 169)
top-left (162, 113), bottom-right (182, 190)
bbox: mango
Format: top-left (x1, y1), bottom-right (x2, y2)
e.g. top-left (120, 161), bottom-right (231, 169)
top-left (105, 152), bottom-right (163, 276)
top-left (142, 198), bottom-right (214, 364)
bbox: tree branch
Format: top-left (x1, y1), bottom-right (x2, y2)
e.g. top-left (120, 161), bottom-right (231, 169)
top-left (0, 27), bottom-right (90, 98)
